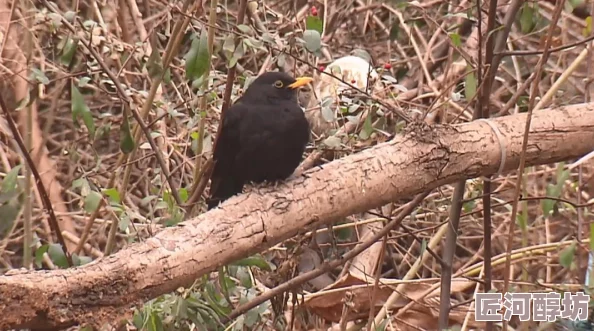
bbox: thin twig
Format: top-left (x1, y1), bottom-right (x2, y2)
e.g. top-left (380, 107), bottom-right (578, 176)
top-left (496, 34), bottom-right (594, 56)
top-left (179, 13), bottom-right (412, 123)
top-left (188, 0), bottom-right (249, 210)
top-left (501, 1), bottom-right (566, 330)
top-left (187, 0), bottom-right (219, 216)
top-left (0, 94), bottom-right (73, 267)
top-left (203, 0), bottom-right (249, 207)
top-left (22, 0), bottom-right (34, 269)
top-left (57, 0), bottom-right (196, 255)
top-left (216, 0), bottom-right (249, 141)
top-left (41, 2), bottom-right (183, 208)
top-left (222, 190), bottom-right (431, 324)
top-left (439, 180), bottom-right (465, 329)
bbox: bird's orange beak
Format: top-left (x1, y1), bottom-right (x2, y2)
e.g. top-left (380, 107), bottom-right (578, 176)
top-left (287, 76), bottom-right (313, 89)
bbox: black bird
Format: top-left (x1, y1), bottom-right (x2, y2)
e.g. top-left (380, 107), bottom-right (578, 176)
top-left (207, 71), bottom-right (313, 210)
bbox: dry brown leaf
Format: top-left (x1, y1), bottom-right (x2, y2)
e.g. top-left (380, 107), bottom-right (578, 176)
top-left (305, 272), bottom-right (406, 322)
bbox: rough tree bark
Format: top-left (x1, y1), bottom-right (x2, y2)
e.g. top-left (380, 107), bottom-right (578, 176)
top-left (1, 104), bottom-right (594, 329)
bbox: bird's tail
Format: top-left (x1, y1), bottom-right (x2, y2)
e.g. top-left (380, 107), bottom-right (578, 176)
top-left (207, 175), bottom-right (243, 210)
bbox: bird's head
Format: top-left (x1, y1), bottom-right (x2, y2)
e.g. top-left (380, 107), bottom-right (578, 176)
top-left (241, 71), bottom-right (313, 102)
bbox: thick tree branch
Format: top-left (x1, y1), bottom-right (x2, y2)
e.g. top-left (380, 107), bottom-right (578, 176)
top-left (2, 103), bottom-right (594, 329)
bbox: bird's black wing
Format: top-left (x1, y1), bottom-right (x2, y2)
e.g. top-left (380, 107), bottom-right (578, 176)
top-left (234, 103), bottom-right (306, 182)
top-left (207, 102), bottom-right (246, 209)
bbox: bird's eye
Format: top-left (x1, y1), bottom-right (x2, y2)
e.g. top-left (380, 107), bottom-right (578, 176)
top-left (274, 80), bottom-right (284, 88)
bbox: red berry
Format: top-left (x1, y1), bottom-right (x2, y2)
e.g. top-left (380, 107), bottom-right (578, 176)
top-left (311, 6), bottom-right (318, 16)
top-left (351, 79), bottom-right (356, 84)
top-left (384, 63), bottom-right (392, 69)
top-left (319, 65), bottom-right (325, 72)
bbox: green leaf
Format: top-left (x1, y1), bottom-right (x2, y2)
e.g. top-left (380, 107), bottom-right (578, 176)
top-left (15, 93), bottom-right (31, 111)
top-left (329, 65), bottom-right (342, 76)
top-left (146, 49), bottom-right (164, 79)
top-left (237, 24), bottom-right (252, 35)
top-left (47, 243), bottom-right (69, 268)
top-left (103, 188), bottom-right (120, 204)
top-left (0, 202), bottom-right (19, 238)
top-left (236, 266), bottom-right (253, 288)
top-left (348, 103), bottom-right (361, 114)
top-left (60, 36), bottom-right (79, 66)
top-left (323, 136), bottom-right (341, 149)
top-left (303, 30), bottom-right (322, 53)
top-left (163, 68), bottom-right (171, 84)
top-left (1, 165), bottom-right (21, 193)
top-left (63, 11), bottom-right (76, 22)
top-left (242, 37), bottom-right (263, 50)
top-left (565, 0), bottom-right (584, 13)
top-left (231, 255), bottom-right (271, 271)
top-left (72, 177), bottom-right (90, 196)
top-left (78, 77), bottom-right (91, 87)
top-left (359, 113), bottom-right (374, 140)
top-left (584, 16), bottom-right (592, 37)
top-left (419, 239), bottom-right (428, 257)
top-left (449, 33), bottom-right (462, 47)
top-left (228, 41), bottom-right (244, 68)
top-left (72, 253), bottom-right (92, 266)
top-left (244, 305), bottom-right (261, 327)
top-left (119, 212), bottom-right (130, 232)
top-left (516, 206), bottom-right (527, 230)
top-left (0, 188), bottom-right (20, 204)
top-left (172, 296), bottom-right (189, 320)
top-left (559, 242), bottom-right (577, 269)
top-left (541, 183), bottom-right (557, 216)
top-left (306, 16), bottom-right (323, 34)
top-left (154, 201), bottom-right (168, 211)
top-left (520, 3), bottom-right (537, 34)
top-left (71, 85), bottom-right (95, 139)
top-left (179, 188), bottom-right (189, 203)
top-left (261, 33), bottom-right (275, 44)
top-left (140, 195), bottom-right (158, 206)
top-left (30, 68), bottom-right (50, 85)
top-left (321, 105), bottom-right (335, 122)
top-left (119, 115), bottom-right (135, 154)
top-left (555, 163), bottom-right (569, 194)
top-left (463, 200), bottom-right (476, 213)
top-left (132, 310), bottom-right (146, 330)
top-left (540, 163), bottom-right (570, 216)
top-left (185, 30), bottom-right (210, 81)
top-left (222, 35), bottom-right (235, 57)
top-left (84, 191), bottom-right (102, 213)
top-left (351, 49), bottom-right (372, 63)
top-left (148, 311), bottom-right (164, 331)
top-left (233, 316), bottom-right (245, 331)
top-left (79, 255), bottom-right (92, 266)
top-left (35, 244), bottom-right (49, 268)
top-left (34, 244), bottom-right (49, 268)
top-left (465, 65), bottom-right (477, 101)
top-left (346, 115), bottom-right (360, 125)
top-left (218, 267), bottom-right (234, 301)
